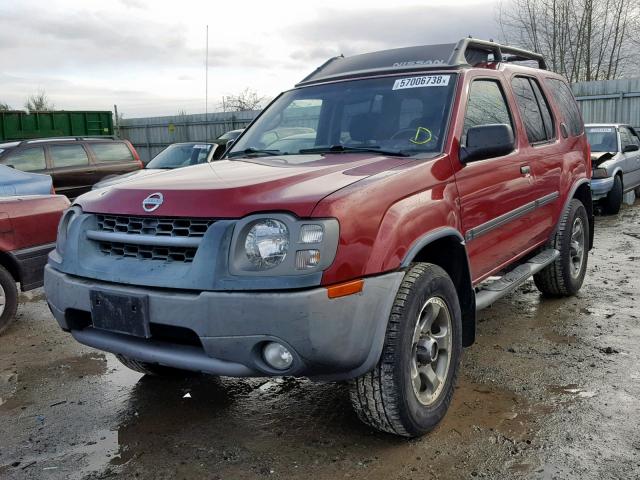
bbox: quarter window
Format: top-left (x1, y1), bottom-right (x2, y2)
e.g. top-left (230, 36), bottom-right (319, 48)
top-left (3, 147), bottom-right (46, 171)
top-left (462, 80), bottom-right (513, 145)
top-left (50, 144), bottom-right (89, 168)
top-left (545, 78), bottom-right (583, 136)
top-left (511, 76), bottom-right (554, 143)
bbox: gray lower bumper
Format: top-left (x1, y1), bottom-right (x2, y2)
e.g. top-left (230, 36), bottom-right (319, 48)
top-left (44, 266), bottom-right (404, 380)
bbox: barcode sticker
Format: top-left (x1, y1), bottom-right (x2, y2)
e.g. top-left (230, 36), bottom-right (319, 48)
top-left (392, 75), bottom-right (450, 90)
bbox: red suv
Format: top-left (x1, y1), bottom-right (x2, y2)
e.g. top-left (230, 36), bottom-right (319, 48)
top-left (45, 39), bottom-right (592, 437)
top-left (0, 194), bottom-right (69, 333)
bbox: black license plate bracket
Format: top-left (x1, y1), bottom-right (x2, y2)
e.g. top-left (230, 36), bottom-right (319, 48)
top-left (90, 290), bottom-right (150, 338)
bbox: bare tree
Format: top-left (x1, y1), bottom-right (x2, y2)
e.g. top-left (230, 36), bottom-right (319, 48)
top-left (221, 88), bottom-right (265, 112)
top-left (498, 0), bottom-right (640, 82)
top-left (0, 102), bottom-right (11, 111)
top-left (24, 89), bottom-right (54, 112)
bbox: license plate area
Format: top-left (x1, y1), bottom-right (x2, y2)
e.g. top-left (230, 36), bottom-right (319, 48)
top-left (90, 290), bottom-right (150, 338)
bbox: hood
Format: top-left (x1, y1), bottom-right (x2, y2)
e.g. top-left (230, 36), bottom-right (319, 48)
top-left (591, 151), bottom-right (616, 167)
top-left (76, 154), bottom-right (413, 218)
top-left (92, 169), bottom-right (166, 190)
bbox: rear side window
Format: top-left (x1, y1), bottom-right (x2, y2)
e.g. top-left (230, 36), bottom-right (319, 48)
top-left (462, 79), bottom-right (513, 144)
top-left (3, 147), bottom-right (46, 171)
top-left (90, 142), bottom-right (134, 163)
top-left (511, 77), bottom-right (555, 143)
top-left (50, 144), bottom-right (89, 168)
top-left (545, 78), bottom-right (583, 136)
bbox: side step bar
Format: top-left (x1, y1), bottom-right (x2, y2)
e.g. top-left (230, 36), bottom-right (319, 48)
top-left (475, 249), bottom-right (559, 311)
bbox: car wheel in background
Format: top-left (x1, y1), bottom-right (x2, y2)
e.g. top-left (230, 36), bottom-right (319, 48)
top-left (0, 265), bottom-right (18, 335)
top-left (534, 198), bottom-right (589, 296)
top-left (603, 175), bottom-right (623, 215)
top-left (349, 263), bottom-right (462, 437)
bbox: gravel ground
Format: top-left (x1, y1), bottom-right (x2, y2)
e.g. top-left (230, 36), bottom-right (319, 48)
top-left (0, 201), bottom-right (639, 480)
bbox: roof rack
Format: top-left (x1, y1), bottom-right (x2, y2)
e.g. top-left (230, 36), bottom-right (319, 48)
top-left (297, 38), bottom-right (546, 87)
top-left (21, 135), bottom-right (119, 145)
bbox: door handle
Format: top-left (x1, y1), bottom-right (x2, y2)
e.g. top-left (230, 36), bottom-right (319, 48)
top-left (520, 165), bottom-right (531, 176)
top-left (85, 170), bottom-right (96, 174)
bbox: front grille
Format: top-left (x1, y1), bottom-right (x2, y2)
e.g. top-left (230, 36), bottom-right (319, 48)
top-left (93, 214), bottom-right (215, 263)
top-left (98, 241), bottom-right (197, 262)
top-left (96, 214), bottom-right (213, 237)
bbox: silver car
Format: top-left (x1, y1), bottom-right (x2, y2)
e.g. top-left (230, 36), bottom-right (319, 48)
top-left (586, 124), bottom-right (640, 214)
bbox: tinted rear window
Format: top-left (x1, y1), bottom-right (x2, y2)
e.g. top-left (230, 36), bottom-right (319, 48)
top-left (545, 78), bottom-right (583, 136)
top-left (50, 144), bottom-right (89, 168)
top-left (89, 142), bottom-right (134, 163)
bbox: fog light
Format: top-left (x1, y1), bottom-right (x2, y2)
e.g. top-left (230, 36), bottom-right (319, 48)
top-left (262, 342), bottom-right (293, 370)
top-left (300, 224), bottom-right (323, 243)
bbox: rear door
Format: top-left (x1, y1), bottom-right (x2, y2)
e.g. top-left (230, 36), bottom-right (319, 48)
top-left (87, 141), bottom-right (139, 182)
top-left (46, 142), bottom-right (93, 199)
top-left (453, 74), bottom-right (542, 282)
top-left (619, 126), bottom-right (640, 189)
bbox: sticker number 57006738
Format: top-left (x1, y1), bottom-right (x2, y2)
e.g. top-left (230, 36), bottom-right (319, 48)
top-left (392, 75), bottom-right (450, 90)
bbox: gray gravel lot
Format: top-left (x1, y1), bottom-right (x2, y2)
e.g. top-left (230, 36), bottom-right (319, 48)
top-left (1, 202), bottom-right (639, 480)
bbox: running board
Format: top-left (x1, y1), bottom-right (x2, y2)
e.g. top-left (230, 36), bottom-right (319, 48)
top-left (475, 249), bottom-right (559, 311)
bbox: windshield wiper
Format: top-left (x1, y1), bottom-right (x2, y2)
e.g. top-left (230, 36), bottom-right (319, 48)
top-left (227, 148), bottom-right (282, 158)
top-left (299, 145), bottom-right (409, 157)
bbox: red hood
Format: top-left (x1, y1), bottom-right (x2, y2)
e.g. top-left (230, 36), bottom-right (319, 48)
top-left (76, 154), bottom-right (412, 218)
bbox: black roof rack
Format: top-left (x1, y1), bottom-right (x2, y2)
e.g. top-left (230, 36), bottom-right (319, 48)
top-left (296, 38), bottom-right (546, 87)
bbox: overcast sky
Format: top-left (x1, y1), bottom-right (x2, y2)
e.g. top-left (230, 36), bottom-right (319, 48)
top-left (0, 0), bottom-right (500, 118)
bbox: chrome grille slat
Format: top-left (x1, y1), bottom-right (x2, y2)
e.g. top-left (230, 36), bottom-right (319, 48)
top-left (93, 214), bottom-right (215, 263)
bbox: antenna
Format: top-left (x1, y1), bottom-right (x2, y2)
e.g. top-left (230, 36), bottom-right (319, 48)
top-left (205, 25), bottom-right (209, 140)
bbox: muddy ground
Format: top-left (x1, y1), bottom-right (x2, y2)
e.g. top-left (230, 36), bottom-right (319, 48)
top-left (1, 202), bottom-right (639, 480)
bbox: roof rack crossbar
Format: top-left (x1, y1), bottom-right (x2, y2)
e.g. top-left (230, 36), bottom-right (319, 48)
top-left (449, 38), bottom-right (547, 70)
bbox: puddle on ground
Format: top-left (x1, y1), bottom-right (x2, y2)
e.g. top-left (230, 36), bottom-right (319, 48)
top-left (548, 384), bottom-right (597, 399)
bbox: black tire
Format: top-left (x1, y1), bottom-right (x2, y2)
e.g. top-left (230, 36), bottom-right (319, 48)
top-left (349, 263), bottom-right (462, 437)
top-left (602, 175), bottom-right (623, 214)
top-left (534, 198), bottom-right (589, 296)
top-left (115, 354), bottom-right (201, 377)
top-left (634, 186), bottom-right (640, 198)
top-left (0, 265), bottom-right (18, 335)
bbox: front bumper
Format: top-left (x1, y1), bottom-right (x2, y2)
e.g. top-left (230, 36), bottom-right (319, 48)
top-left (45, 265), bottom-right (404, 380)
top-left (590, 177), bottom-right (615, 200)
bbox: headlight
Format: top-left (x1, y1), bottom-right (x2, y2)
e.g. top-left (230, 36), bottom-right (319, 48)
top-left (56, 206), bottom-right (82, 255)
top-left (592, 168), bottom-right (610, 179)
top-left (230, 214), bottom-right (339, 276)
top-left (244, 219), bottom-right (289, 269)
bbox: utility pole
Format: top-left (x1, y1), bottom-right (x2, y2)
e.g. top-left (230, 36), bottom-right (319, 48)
top-left (113, 104), bottom-right (119, 138)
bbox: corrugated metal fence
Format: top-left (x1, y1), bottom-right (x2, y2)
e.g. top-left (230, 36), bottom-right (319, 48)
top-left (572, 78), bottom-right (640, 129)
top-left (118, 110), bottom-right (260, 162)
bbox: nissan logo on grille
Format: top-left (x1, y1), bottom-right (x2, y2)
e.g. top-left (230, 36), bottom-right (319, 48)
top-left (142, 192), bottom-right (164, 212)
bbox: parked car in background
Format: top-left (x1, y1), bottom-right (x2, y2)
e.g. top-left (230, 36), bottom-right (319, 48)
top-left (0, 137), bottom-right (142, 200)
top-left (0, 194), bottom-right (69, 333)
top-left (93, 142), bottom-right (218, 190)
top-left (46, 39), bottom-right (592, 437)
top-left (215, 129), bottom-right (244, 147)
top-left (586, 124), bottom-right (640, 214)
top-left (0, 164), bottom-right (53, 196)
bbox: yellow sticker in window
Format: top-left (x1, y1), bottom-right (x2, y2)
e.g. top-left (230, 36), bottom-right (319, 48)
top-left (409, 127), bottom-right (433, 145)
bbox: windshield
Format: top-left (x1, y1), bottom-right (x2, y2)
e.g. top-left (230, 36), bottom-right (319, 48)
top-left (147, 143), bottom-right (213, 169)
top-left (586, 127), bottom-right (618, 153)
top-left (228, 74), bottom-right (457, 160)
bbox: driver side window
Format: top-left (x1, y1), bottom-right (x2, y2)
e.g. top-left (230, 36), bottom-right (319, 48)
top-left (462, 80), bottom-right (513, 146)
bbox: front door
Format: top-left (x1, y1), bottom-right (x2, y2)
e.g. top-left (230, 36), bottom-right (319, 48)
top-left (619, 126), bottom-right (640, 190)
top-left (452, 75), bottom-right (540, 283)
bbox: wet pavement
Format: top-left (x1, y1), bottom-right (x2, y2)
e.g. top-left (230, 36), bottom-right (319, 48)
top-left (1, 202), bottom-right (639, 480)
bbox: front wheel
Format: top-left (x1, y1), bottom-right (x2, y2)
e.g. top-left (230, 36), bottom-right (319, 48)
top-left (349, 263), bottom-right (462, 437)
top-left (0, 265), bottom-right (18, 335)
top-left (602, 175), bottom-right (623, 214)
top-left (534, 198), bottom-right (589, 296)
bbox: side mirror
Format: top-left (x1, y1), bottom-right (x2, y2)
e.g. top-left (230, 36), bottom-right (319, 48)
top-left (622, 144), bottom-right (639, 153)
top-left (460, 124), bottom-right (515, 163)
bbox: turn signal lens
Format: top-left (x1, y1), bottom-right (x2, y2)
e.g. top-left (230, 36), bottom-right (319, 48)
top-left (327, 279), bottom-right (364, 299)
top-left (295, 249), bottom-right (320, 269)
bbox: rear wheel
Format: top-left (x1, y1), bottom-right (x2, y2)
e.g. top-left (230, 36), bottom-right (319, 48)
top-left (534, 198), bottom-right (589, 296)
top-left (602, 175), bottom-right (623, 214)
top-left (349, 263), bottom-right (462, 437)
top-left (0, 265), bottom-right (18, 335)
top-left (116, 354), bottom-right (201, 377)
